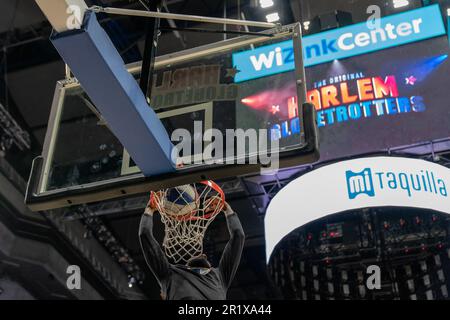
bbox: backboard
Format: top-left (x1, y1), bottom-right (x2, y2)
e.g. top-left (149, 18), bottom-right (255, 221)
top-left (26, 23), bottom-right (319, 211)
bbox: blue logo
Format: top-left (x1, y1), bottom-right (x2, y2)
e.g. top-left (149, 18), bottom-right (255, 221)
top-left (346, 168), bottom-right (375, 199)
top-left (232, 4), bottom-right (445, 82)
top-left (346, 167), bottom-right (448, 200)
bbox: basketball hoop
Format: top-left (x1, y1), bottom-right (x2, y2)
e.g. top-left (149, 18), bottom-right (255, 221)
top-left (150, 181), bottom-right (225, 264)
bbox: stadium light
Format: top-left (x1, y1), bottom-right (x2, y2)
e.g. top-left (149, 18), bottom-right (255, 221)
top-left (303, 21), bottom-right (310, 30)
top-left (259, 0), bottom-right (274, 8)
top-left (266, 12), bottom-right (280, 23)
top-left (393, 0), bottom-right (409, 8)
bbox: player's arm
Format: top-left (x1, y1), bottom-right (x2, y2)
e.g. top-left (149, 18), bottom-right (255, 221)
top-left (219, 202), bottom-right (245, 289)
top-left (139, 198), bottom-right (171, 283)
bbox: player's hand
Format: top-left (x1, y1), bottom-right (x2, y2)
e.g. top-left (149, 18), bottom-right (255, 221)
top-left (144, 193), bottom-right (158, 215)
top-left (203, 197), bottom-right (222, 214)
top-left (223, 202), bottom-right (234, 216)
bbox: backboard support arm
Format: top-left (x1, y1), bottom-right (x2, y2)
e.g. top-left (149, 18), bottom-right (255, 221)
top-left (158, 26), bottom-right (275, 37)
top-left (90, 6), bottom-right (279, 29)
top-left (139, 0), bottom-right (162, 99)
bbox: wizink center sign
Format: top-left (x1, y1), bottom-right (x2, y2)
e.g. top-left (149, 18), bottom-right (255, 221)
top-left (233, 5), bottom-right (445, 82)
top-left (264, 157), bottom-right (450, 262)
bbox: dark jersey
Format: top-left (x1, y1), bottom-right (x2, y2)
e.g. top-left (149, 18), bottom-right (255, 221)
top-left (139, 213), bottom-right (245, 300)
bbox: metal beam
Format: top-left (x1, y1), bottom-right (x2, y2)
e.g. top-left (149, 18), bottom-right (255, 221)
top-left (91, 6), bottom-right (278, 29)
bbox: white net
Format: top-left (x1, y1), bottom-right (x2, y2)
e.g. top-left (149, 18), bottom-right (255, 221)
top-left (151, 181), bottom-right (225, 264)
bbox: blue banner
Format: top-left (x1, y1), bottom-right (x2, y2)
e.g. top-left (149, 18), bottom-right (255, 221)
top-left (233, 4), bottom-right (446, 83)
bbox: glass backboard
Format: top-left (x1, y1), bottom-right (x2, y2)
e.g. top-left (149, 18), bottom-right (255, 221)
top-left (26, 23), bottom-right (319, 211)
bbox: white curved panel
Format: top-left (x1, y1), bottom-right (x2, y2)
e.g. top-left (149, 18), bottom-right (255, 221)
top-left (265, 157), bottom-right (450, 262)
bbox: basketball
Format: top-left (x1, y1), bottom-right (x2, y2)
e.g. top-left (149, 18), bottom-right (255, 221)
top-left (163, 185), bottom-right (198, 217)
